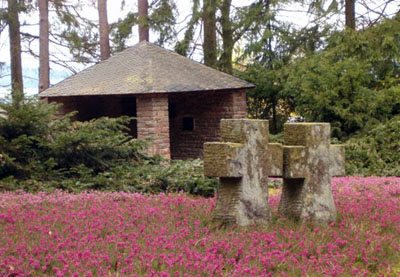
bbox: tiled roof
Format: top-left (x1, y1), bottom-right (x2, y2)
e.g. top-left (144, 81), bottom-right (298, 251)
top-left (40, 41), bottom-right (254, 97)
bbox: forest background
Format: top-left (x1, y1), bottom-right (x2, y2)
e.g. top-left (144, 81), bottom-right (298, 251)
top-left (0, 0), bottom-right (399, 192)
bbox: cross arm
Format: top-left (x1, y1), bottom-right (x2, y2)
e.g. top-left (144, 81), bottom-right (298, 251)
top-left (283, 146), bottom-right (307, 179)
top-left (330, 144), bottom-right (346, 177)
top-left (268, 143), bottom-right (283, 177)
top-left (203, 142), bottom-right (243, 177)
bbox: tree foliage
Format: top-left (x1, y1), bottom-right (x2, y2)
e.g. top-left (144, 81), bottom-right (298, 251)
top-left (174, 0), bottom-right (201, 57)
top-left (112, 0), bottom-right (177, 50)
top-left (3, 0), bottom-right (33, 98)
top-left (346, 115), bottom-right (400, 176)
top-left (284, 15), bottom-right (400, 139)
top-left (175, 0), bottom-right (279, 72)
top-left (238, 10), bottom-right (330, 133)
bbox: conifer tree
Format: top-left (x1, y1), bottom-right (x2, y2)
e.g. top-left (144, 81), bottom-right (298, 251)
top-left (7, 0), bottom-right (23, 99)
top-left (203, 0), bottom-right (217, 68)
top-left (138, 0), bottom-right (149, 42)
top-left (98, 0), bottom-right (111, 60)
top-left (219, 0), bottom-right (233, 73)
top-left (39, 0), bottom-right (50, 92)
top-left (345, 0), bottom-right (356, 29)
top-left (174, 0), bottom-right (201, 57)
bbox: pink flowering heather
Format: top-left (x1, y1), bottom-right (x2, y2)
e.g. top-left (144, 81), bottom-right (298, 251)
top-left (0, 177), bottom-right (399, 276)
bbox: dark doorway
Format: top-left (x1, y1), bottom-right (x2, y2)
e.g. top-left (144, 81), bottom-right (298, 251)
top-left (72, 95), bottom-right (137, 138)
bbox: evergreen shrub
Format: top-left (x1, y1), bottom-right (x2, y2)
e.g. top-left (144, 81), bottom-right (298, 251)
top-left (0, 97), bottom-right (217, 196)
top-left (345, 115), bottom-right (400, 176)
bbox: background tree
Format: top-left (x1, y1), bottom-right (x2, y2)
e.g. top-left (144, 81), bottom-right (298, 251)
top-left (345, 0), bottom-right (356, 29)
top-left (284, 16), bottom-right (400, 139)
top-left (175, 0), bottom-right (268, 72)
top-left (203, 0), bottom-right (217, 68)
top-left (138, 0), bottom-right (149, 42)
top-left (98, 0), bottom-right (110, 60)
top-left (234, 0), bottom-right (306, 133)
top-left (306, 0), bottom-right (397, 30)
top-left (217, 0), bottom-right (272, 73)
top-left (7, 0), bottom-right (24, 99)
top-left (38, 0), bottom-right (49, 92)
top-left (219, 0), bottom-right (233, 73)
top-left (238, 22), bottom-right (328, 132)
top-left (111, 0), bottom-right (176, 50)
top-left (11, 0), bottom-right (100, 75)
top-left (174, 0), bottom-right (201, 57)
top-left (147, 0), bottom-right (176, 46)
top-left (52, 1), bottom-right (99, 69)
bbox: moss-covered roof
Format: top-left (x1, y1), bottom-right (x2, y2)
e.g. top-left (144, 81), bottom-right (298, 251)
top-left (40, 41), bottom-right (254, 97)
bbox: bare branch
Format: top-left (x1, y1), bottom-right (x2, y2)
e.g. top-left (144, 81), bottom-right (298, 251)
top-left (49, 59), bottom-right (78, 75)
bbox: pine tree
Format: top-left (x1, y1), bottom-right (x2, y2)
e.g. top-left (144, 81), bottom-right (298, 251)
top-left (98, 0), bottom-right (111, 60)
top-left (138, 0), bottom-right (149, 42)
top-left (39, 0), bottom-right (50, 92)
top-left (203, 0), bottom-right (217, 68)
top-left (174, 0), bottom-right (201, 57)
top-left (219, 0), bottom-right (233, 74)
top-left (345, 0), bottom-right (356, 29)
top-left (217, 0), bottom-right (266, 74)
top-left (7, 0), bottom-right (23, 99)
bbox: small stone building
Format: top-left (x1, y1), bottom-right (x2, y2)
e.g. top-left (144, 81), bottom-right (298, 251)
top-left (40, 41), bottom-right (254, 159)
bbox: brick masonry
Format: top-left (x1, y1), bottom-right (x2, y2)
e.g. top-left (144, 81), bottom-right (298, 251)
top-left (136, 95), bottom-right (171, 159)
top-left (45, 89), bottom-right (247, 160)
top-left (169, 89), bottom-right (247, 160)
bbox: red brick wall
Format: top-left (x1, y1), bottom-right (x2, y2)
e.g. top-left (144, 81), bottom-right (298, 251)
top-left (45, 90), bottom-right (247, 160)
top-left (232, 90), bottom-right (247, 118)
top-left (136, 94), bottom-right (171, 159)
top-left (169, 90), bottom-right (247, 160)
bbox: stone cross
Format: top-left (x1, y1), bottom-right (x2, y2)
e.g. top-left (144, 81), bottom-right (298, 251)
top-left (276, 123), bottom-right (345, 223)
top-left (203, 119), bottom-right (271, 226)
top-left (204, 120), bottom-right (345, 226)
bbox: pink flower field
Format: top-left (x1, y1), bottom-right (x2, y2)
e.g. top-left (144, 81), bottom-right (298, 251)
top-left (0, 177), bottom-right (399, 276)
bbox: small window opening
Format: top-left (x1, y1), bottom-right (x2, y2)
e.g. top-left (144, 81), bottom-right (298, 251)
top-left (168, 103), bottom-right (177, 119)
top-left (182, 116), bottom-right (194, 131)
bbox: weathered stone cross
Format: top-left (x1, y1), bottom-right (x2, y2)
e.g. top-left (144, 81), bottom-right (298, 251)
top-left (276, 123), bottom-right (345, 223)
top-left (204, 119), bottom-right (345, 226)
top-left (204, 119), bottom-right (271, 226)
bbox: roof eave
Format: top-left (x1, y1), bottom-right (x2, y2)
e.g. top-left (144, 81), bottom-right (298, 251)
top-left (39, 85), bottom-right (255, 98)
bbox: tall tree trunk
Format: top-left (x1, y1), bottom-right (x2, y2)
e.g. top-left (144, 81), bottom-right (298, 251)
top-left (220, 0), bottom-right (233, 74)
top-left (138, 0), bottom-right (149, 42)
top-left (345, 0), bottom-right (356, 29)
top-left (39, 0), bottom-right (50, 92)
top-left (203, 0), bottom-right (217, 68)
top-left (97, 0), bottom-right (111, 60)
top-left (8, 0), bottom-right (23, 99)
